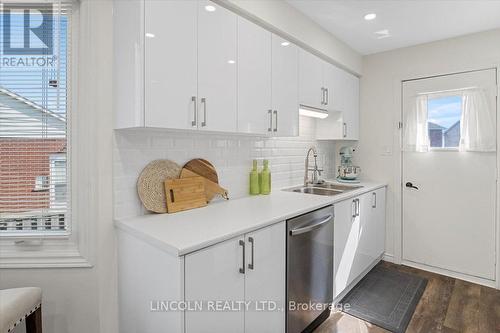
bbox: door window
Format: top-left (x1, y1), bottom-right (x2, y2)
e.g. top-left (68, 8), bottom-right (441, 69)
top-left (427, 95), bottom-right (462, 149)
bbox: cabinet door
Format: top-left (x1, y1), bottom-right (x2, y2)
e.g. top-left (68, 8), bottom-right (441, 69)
top-left (185, 236), bottom-right (245, 333)
top-left (245, 222), bottom-right (286, 333)
top-left (299, 49), bottom-right (324, 110)
top-left (333, 198), bottom-right (360, 298)
top-left (323, 62), bottom-right (344, 112)
top-left (144, 0), bottom-right (198, 129)
top-left (197, 0), bottom-right (238, 132)
top-left (357, 192), bottom-right (379, 274)
top-left (372, 188), bottom-right (386, 258)
top-left (237, 17), bottom-right (272, 135)
top-left (343, 73), bottom-right (360, 140)
top-left (272, 35), bottom-right (299, 137)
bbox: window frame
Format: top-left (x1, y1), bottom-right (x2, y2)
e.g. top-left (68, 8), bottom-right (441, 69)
top-left (0, 0), bottom-right (91, 268)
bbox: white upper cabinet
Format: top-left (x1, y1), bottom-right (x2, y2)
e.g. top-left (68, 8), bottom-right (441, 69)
top-left (197, 1), bottom-right (238, 132)
top-left (144, 0), bottom-right (198, 129)
top-left (299, 49), bottom-right (325, 110)
top-left (272, 35), bottom-right (299, 137)
top-left (343, 73), bottom-right (360, 140)
top-left (323, 63), bottom-right (344, 112)
top-left (113, 0), bottom-right (144, 129)
top-left (237, 17), bottom-right (272, 135)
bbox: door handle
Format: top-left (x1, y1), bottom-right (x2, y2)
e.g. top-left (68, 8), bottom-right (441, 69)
top-left (356, 199), bottom-right (360, 216)
top-left (268, 109), bottom-right (273, 132)
top-left (290, 214), bottom-right (333, 236)
top-left (239, 240), bottom-right (245, 274)
top-left (372, 192), bottom-right (377, 208)
top-left (321, 87), bottom-right (325, 105)
top-left (325, 88), bottom-right (329, 105)
top-left (273, 110), bottom-right (278, 132)
top-left (201, 97), bottom-right (207, 127)
top-left (343, 123), bottom-right (347, 138)
top-left (248, 237), bottom-right (254, 270)
top-left (406, 182), bottom-right (419, 190)
top-left (191, 96), bottom-right (197, 126)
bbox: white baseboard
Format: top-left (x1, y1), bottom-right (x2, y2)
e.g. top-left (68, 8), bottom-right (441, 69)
top-left (382, 253), bottom-right (395, 263)
top-left (402, 260), bottom-right (497, 289)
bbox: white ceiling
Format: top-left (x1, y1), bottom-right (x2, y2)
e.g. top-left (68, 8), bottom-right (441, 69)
top-left (287, 0), bottom-right (500, 55)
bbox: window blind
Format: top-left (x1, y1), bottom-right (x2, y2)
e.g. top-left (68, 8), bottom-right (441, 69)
top-left (0, 1), bottom-right (72, 235)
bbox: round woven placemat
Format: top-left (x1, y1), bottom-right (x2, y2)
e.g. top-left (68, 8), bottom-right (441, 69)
top-left (137, 159), bottom-right (181, 213)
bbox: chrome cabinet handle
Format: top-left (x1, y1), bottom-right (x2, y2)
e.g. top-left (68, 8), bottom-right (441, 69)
top-left (356, 199), bottom-right (360, 216)
top-left (248, 237), bottom-right (254, 270)
top-left (191, 96), bottom-right (197, 126)
top-left (239, 240), bottom-right (245, 274)
top-left (321, 87), bottom-right (325, 105)
top-left (273, 110), bottom-right (278, 132)
top-left (268, 109), bottom-right (273, 132)
top-left (372, 193), bottom-right (377, 208)
top-left (343, 123), bottom-right (347, 138)
top-left (352, 200), bottom-right (357, 218)
top-left (201, 97), bottom-right (207, 127)
top-left (326, 88), bottom-right (329, 105)
top-left (290, 214), bottom-right (333, 236)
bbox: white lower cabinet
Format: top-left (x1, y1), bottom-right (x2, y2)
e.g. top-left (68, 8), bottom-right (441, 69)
top-left (185, 222), bottom-right (285, 333)
top-left (334, 187), bottom-right (386, 298)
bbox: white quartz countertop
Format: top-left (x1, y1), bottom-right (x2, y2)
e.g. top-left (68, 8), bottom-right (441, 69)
top-left (115, 181), bottom-right (386, 256)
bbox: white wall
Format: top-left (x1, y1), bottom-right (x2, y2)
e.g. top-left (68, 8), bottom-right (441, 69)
top-left (216, 0), bottom-right (362, 75)
top-left (358, 29), bottom-right (500, 262)
top-left (0, 1), bottom-right (117, 332)
top-left (114, 117), bottom-right (337, 219)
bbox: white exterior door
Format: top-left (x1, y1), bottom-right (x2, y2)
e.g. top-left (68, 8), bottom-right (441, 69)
top-left (144, 0), bottom-right (198, 129)
top-left (185, 236), bottom-right (245, 333)
top-left (237, 17), bottom-right (272, 135)
top-left (272, 35), bottom-right (299, 137)
top-left (402, 69), bottom-right (497, 280)
top-left (197, 0), bottom-right (238, 132)
top-left (244, 222), bottom-right (286, 333)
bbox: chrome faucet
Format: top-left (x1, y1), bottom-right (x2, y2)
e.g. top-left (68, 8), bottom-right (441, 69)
top-left (304, 147), bottom-right (323, 186)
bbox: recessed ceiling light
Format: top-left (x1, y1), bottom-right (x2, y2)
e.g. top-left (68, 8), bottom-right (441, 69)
top-left (374, 29), bottom-right (391, 39)
top-left (281, 41), bottom-right (290, 47)
top-left (364, 13), bottom-right (377, 21)
top-left (205, 5), bottom-right (216, 12)
top-left (227, 60), bottom-right (236, 64)
top-left (145, 33), bottom-right (155, 38)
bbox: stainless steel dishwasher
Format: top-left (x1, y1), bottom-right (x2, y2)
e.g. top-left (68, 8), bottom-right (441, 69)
top-left (287, 205), bottom-right (334, 333)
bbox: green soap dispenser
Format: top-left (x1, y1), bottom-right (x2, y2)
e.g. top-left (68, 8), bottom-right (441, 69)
top-left (260, 159), bottom-right (271, 195)
top-left (249, 160), bottom-right (260, 195)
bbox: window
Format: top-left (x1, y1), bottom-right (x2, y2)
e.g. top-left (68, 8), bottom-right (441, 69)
top-left (0, 1), bottom-right (72, 236)
top-left (427, 95), bottom-right (462, 149)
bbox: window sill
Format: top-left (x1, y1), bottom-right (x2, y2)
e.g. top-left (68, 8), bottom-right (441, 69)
top-left (0, 238), bottom-right (93, 268)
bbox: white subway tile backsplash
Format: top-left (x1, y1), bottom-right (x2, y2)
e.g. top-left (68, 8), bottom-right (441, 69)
top-left (113, 116), bottom-right (336, 219)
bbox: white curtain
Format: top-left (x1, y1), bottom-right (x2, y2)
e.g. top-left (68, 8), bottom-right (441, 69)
top-left (404, 95), bottom-right (430, 152)
top-left (460, 89), bottom-right (496, 152)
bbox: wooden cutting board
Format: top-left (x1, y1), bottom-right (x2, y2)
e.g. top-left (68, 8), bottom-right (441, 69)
top-left (180, 159), bottom-right (229, 202)
top-left (164, 176), bottom-right (207, 213)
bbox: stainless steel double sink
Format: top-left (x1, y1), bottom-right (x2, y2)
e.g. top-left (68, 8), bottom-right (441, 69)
top-left (283, 182), bottom-right (363, 196)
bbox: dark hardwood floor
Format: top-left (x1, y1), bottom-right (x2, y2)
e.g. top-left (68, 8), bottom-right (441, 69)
top-left (316, 261), bottom-right (500, 333)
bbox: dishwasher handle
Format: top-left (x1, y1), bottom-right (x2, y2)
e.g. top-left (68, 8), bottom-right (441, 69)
top-left (290, 214), bottom-right (333, 236)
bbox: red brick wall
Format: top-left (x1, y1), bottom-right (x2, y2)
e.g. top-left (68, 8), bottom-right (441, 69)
top-left (0, 138), bottom-right (66, 213)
